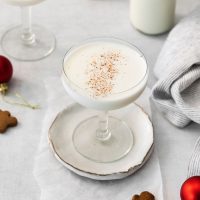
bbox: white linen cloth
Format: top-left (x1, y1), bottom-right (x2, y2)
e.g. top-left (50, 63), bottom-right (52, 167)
top-left (151, 7), bottom-right (200, 176)
top-left (0, 74), bottom-right (46, 200)
top-left (34, 78), bottom-right (164, 200)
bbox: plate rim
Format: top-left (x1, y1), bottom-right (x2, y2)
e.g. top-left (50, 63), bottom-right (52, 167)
top-left (48, 103), bottom-right (154, 178)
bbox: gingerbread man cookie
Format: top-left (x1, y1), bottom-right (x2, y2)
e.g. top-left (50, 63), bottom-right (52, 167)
top-left (132, 191), bottom-right (155, 200)
top-left (0, 110), bottom-right (18, 133)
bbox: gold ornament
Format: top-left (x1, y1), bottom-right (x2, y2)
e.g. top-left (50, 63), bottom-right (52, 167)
top-left (0, 83), bottom-right (8, 95)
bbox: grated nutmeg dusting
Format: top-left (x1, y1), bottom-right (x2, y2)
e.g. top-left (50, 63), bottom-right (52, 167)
top-left (86, 50), bottom-right (123, 97)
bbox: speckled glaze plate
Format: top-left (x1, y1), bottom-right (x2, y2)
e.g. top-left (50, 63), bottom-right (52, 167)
top-left (48, 103), bottom-right (154, 180)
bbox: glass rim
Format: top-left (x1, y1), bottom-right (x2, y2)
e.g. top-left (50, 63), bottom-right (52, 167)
top-left (62, 37), bottom-right (149, 97)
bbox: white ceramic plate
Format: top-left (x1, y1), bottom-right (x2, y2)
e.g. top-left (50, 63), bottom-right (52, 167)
top-left (48, 103), bottom-right (154, 180)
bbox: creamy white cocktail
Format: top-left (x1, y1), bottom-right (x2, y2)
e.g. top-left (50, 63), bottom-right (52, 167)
top-left (62, 39), bottom-right (148, 110)
top-left (62, 38), bottom-right (148, 163)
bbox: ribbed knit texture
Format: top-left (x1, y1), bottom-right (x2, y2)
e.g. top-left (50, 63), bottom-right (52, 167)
top-left (188, 137), bottom-right (200, 177)
top-left (151, 7), bottom-right (200, 176)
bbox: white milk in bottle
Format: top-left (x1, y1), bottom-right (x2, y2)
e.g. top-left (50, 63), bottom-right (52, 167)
top-left (130, 0), bottom-right (176, 35)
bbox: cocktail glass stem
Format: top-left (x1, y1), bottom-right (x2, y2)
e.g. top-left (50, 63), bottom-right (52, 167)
top-left (96, 111), bottom-right (111, 141)
top-left (21, 6), bottom-right (36, 45)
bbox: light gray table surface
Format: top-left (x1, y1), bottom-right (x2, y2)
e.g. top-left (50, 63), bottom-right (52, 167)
top-left (0, 0), bottom-right (200, 199)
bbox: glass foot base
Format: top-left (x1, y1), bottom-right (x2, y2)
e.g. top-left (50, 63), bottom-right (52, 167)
top-left (1, 25), bottom-right (56, 61)
top-left (73, 116), bottom-right (134, 163)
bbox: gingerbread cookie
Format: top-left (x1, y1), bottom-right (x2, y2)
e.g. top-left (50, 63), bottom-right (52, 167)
top-left (132, 191), bottom-right (155, 200)
top-left (0, 110), bottom-right (17, 133)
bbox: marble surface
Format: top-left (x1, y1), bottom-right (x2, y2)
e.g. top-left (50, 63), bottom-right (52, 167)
top-left (0, 0), bottom-right (199, 199)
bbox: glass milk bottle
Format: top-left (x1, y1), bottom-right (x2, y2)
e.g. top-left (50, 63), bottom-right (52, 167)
top-left (130, 0), bottom-right (176, 35)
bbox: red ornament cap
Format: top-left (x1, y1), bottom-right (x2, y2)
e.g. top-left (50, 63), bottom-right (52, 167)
top-left (181, 176), bottom-right (200, 200)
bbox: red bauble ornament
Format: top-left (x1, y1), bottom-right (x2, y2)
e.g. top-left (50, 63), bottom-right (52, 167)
top-left (0, 55), bottom-right (13, 83)
top-left (0, 55), bottom-right (13, 94)
top-left (181, 176), bottom-right (200, 200)
top-left (0, 56), bottom-right (38, 109)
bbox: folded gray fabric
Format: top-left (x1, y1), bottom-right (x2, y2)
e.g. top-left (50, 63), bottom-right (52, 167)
top-left (151, 7), bottom-right (200, 176)
top-left (188, 137), bottom-right (200, 177)
top-left (152, 7), bottom-right (200, 128)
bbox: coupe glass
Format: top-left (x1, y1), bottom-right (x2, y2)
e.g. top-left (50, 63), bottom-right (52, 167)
top-left (62, 38), bottom-right (148, 163)
top-left (1, 0), bottom-right (56, 61)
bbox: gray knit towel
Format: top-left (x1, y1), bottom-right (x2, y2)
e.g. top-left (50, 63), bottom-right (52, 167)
top-left (151, 7), bottom-right (200, 176)
top-left (188, 137), bottom-right (200, 177)
top-left (152, 7), bottom-right (200, 128)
